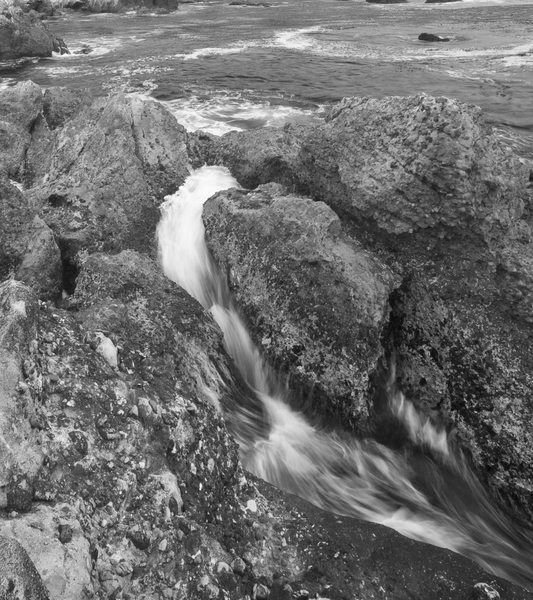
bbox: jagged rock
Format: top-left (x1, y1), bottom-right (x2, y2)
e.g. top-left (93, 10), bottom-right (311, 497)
top-left (0, 280), bottom-right (43, 510)
top-left (15, 216), bottom-right (62, 300)
top-left (0, 178), bottom-right (35, 280)
top-left (42, 87), bottom-right (93, 130)
top-left (26, 93), bottom-right (191, 275)
top-left (0, 81), bottom-right (43, 179)
top-left (0, 536), bottom-right (50, 599)
top-left (0, 7), bottom-right (67, 59)
top-left (419, 32), bottom-right (450, 41)
top-left (204, 183), bottom-right (398, 431)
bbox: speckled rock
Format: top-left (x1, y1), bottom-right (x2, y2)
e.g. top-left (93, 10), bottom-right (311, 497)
top-left (203, 184), bottom-right (398, 431)
top-left (0, 535), bottom-right (50, 599)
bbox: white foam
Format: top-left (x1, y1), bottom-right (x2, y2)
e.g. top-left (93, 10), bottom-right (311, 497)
top-left (162, 95), bottom-right (324, 135)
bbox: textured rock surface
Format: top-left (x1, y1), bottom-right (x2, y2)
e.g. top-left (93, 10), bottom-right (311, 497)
top-left (198, 93), bottom-right (533, 525)
top-left (15, 216), bottom-right (62, 300)
top-left (26, 92), bottom-right (190, 274)
top-left (0, 535), bottom-right (50, 599)
top-left (0, 81), bottom-right (43, 179)
top-left (204, 183), bottom-right (398, 431)
top-left (0, 6), bottom-right (67, 59)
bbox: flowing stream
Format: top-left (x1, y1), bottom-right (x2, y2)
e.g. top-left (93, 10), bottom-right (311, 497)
top-left (157, 165), bottom-right (533, 592)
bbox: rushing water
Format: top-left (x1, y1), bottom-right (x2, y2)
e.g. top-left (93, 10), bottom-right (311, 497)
top-left (3, 0), bottom-right (533, 589)
top-left (157, 165), bottom-right (533, 592)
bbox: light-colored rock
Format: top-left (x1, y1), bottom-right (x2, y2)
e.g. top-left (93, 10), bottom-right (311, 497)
top-left (0, 505), bottom-right (93, 600)
top-left (0, 535), bottom-right (50, 599)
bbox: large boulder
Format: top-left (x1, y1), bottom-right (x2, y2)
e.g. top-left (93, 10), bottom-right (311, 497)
top-left (204, 183), bottom-right (398, 431)
top-left (0, 6), bottom-right (67, 59)
top-left (26, 92), bottom-right (191, 286)
top-left (197, 94), bottom-right (533, 525)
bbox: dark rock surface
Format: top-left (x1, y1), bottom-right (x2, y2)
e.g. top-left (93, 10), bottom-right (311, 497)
top-left (0, 6), bottom-right (68, 59)
top-left (419, 32), bottom-right (451, 41)
top-left (204, 183), bottom-right (398, 432)
top-left (62, 0), bottom-right (178, 13)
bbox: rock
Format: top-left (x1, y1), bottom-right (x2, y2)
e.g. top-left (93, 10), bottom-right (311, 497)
top-left (253, 583), bottom-right (270, 599)
top-left (418, 32), bottom-right (450, 41)
top-left (0, 7), bottom-right (67, 59)
top-left (0, 178), bottom-right (35, 280)
top-left (204, 184), bottom-right (398, 431)
top-left (15, 216), bottom-right (62, 300)
top-left (0, 536), bottom-right (50, 599)
top-left (42, 86), bottom-right (92, 130)
top-left (0, 506), bottom-right (93, 599)
top-left (366, 0), bottom-right (407, 3)
top-left (0, 280), bottom-right (43, 508)
top-left (63, 0), bottom-right (178, 12)
top-left (26, 92), bottom-right (191, 277)
top-left (425, 0), bottom-right (461, 3)
top-left (57, 524), bottom-right (73, 544)
top-left (0, 81), bottom-right (43, 179)
top-left (473, 583), bottom-right (501, 600)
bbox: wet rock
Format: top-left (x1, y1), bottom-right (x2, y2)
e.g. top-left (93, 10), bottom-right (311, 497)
top-left (204, 184), bottom-right (398, 431)
top-left (473, 583), bottom-right (501, 600)
top-left (418, 32), bottom-right (450, 41)
top-left (0, 536), bottom-right (50, 599)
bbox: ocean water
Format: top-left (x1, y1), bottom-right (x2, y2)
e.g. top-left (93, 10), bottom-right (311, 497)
top-left (1, 0), bottom-right (533, 159)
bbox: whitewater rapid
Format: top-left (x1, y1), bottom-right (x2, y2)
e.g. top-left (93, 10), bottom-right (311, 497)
top-left (157, 165), bottom-right (533, 592)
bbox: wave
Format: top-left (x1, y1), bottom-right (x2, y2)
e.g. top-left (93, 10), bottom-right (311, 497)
top-left (161, 93), bottom-right (324, 135)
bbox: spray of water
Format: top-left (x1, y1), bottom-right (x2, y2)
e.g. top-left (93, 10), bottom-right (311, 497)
top-left (157, 165), bottom-right (533, 591)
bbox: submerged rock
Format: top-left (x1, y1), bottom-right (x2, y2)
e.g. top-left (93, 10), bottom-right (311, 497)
top-left (204, 183), bottom-right (398, 431)
top-left (419, 32), bottom-right (451, 41)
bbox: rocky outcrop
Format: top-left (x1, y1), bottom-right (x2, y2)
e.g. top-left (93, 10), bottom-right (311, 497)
top-left (197, 93), bottom-right (533, 525)
top-left (3, 82), bottom-right (533, 597)
top-left (204, 183), bottom-right (398, 431)
top-left (0, 5), bottom-right (68, 59)
top-left (419, 32), bottom-right (451, 41)
top-left (62, 0), bottom-right (178, 13)
top-left (25, 92), bottom-right (191, 288)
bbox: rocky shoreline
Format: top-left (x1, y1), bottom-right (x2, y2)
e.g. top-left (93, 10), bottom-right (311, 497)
top-left (1, 78), bottom-right (533, 599)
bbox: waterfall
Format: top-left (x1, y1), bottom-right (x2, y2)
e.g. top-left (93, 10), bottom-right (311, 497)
top-left (157, 165), bottom-right (533, 592)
